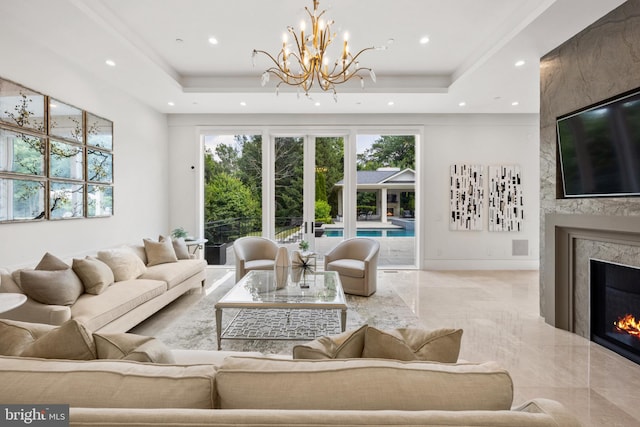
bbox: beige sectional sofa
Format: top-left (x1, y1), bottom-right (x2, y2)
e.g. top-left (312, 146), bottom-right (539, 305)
top-left (0, 242), bottom-right (206, 332)
top-left (0, 350), bottom-right (582, 426)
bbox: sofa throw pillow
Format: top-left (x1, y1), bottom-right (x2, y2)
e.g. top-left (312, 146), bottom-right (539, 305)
top-left (35, 252), bottom-right (70, 270)
top-left (127, 244), bottom-right (148, 265)
top-left (29, 252), bottom-right (82, 304)
top-left (20, 319), bottom-right (96, 360)
top-left (10, 269), bottom-right (26, 288)
top-left (144, 238), bottom-right (178, 266)
top-left (72, 256), bottom-right (115, 295)
top-left (293, 324), bottom-right (367, 359)
top-left (160, 236), bottom-right (190, 260)
top-left (0, 318), bottom-right (55, 356)
top-left (94, 332), bottom-right (176, 364)
top-left (362, 327), bottom-right (463, 363)
top-left (97, 247), bottom-right (147, 282)
top-left (20, 267), bottom-right (84, 306)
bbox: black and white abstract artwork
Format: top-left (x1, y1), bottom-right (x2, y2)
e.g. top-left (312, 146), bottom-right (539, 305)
top-left (488, 165), bottom-right (524, 232)
top-left (450, 164), bottom-right (484, 231)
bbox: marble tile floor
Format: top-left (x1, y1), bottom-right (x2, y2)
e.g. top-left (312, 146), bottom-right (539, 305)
top-left (134, 267), bottom-right (640, 427)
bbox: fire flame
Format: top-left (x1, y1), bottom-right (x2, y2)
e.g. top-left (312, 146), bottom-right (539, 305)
top-left (614, 314), bottom-right (640, 338)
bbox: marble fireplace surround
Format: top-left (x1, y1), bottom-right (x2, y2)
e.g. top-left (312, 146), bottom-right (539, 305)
top-left (544, 214), bottom-right (640, 337)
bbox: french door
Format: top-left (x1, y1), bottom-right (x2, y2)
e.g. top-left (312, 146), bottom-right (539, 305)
top-left (202, 129), bottom-right (418, 269)
top-left (272, 134), bottom-right (345, 261)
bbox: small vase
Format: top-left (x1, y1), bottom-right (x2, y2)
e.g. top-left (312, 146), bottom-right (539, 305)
top-left (274, 247), bottom-right (290, 289)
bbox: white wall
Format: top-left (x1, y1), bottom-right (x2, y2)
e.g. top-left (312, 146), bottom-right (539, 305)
top-left (168, 113), bottom-right (539, 270)
top-left (423, 115), bottom-right (540, 269)
top-left (0, 30), bottom-right (169, 268)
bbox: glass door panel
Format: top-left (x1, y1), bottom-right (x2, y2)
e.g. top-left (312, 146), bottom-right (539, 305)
top-left (203, 134), bottom-right (262, 266)
top-left (356, 134), bottom-right (416, 267)
top-left (314, 136), bottom-right (344, 265)
top-left (274, 136), bottom-right (305, 251)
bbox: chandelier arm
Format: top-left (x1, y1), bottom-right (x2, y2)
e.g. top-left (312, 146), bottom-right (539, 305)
top-left (340, 47), bottom-right (377, 72)
top-left (322, 26), bottom-right (334, 51)
top-left (256, 46), bottom-right (314, 86)
top-left (319, 47), bottom-right (374, 82)
top-left (288, 28), bottom-right (303, 59)
top-left (323, 67), bottom-right (372, 85)
top-left (253, 49), bottom-right (285, 69)
top-left (266, 66), bottom-right (316, 88)
top-left (324, 61), bottom-right (341, 78)
top-left (276, 63), bottom-right (314, 83)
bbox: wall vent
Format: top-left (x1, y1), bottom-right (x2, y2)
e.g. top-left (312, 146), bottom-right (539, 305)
top-left (512, 240), bottom-right (529, 256)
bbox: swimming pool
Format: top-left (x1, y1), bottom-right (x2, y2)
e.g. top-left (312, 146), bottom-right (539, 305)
top-left (324, 228), bottom-right (415, 237)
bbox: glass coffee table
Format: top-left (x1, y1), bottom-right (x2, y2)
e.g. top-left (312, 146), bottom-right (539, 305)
top-left (215, 269), bottom-right (347, 350)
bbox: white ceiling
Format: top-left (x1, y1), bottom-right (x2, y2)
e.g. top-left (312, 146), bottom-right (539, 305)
top-left (0, 0), bottom-right (626, 114)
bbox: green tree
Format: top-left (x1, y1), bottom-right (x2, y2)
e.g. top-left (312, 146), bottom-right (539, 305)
top-left (315, 137), bottom-right (344, 217)
top-left (236, 135), bottom-right (262, 196)
top-left (203, 136), bottom-right (262, 237)
top-left (274, 137), bottom-right (303, 220)
top-left (315, 170), bottom-right (327, 201)
top-left (357, 135), bottom-right (415, 170)
top-left (214, 143), bottom-right (239, 176)
top-left (204, 148), bottom-right (217, 183)
top-left (204, 173), bottom-right (260, 222)
top-left (315, 199), bottom-right (332, 223)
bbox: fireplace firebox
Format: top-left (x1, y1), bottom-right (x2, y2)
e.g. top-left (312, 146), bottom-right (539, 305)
top-left (591, 259), bottom-right (640, 364)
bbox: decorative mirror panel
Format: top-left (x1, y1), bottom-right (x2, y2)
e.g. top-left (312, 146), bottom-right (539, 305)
top-left (87, 184), bottom-right (113, 217)
top-left (49, 181), bottom-right (84, 219)
top-left (0, 76), bottom-right (113, 222)
top-left (0, 178), bottom-right (45, 221)
top-left (50, 139), bottom-right (84, 180)
top-left (87, 113), bottom-right (113, 150)
top-left (0, 127), bottom-right (45, 176)
top-left (0, 78), bottom-right (45, 132)
top-left (87, 149), bottom-right (113, 183)
top-left (49, 99), bottom-right (83, 143)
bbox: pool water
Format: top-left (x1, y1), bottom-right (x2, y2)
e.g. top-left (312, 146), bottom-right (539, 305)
top-left (324, 228), bottom-right (415, 237)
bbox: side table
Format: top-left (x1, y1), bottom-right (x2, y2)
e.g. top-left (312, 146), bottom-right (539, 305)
top-left (0, 293), bottom-right (27, 314)
top-left (185, 238), bottom-right (208, 256)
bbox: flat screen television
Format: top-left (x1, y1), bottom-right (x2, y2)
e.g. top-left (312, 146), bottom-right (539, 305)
top-left (556, 87), bottom-right (640, 198)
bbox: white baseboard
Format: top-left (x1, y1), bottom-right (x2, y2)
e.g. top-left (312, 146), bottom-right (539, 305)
top-left (423, 259), bottom-right (539, 270)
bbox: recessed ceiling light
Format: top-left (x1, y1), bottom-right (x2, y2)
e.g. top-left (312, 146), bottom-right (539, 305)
top-left (388, 101), bottom-right (395, 106)
top-left (419, 36), bottom-right (430, 45)
top-left (240, 101), bottom-right (247, 107)
top-left (105, 59), bottom-right (116, 67)
top-left (512, 101), bottom-right (519, 106)
top-left (514, 60), bottom-right (525, 67)
top-left (208, 37), bottom-right (219, 45)
top-left (167, 102), bottom-right (175, 106)
top-left (50, 103), bottom-right (57, 108)
top-left (458, 101), bottom-right (466, 107)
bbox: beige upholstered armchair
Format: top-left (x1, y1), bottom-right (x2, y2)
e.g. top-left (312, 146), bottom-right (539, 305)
top-left (324, 238), bottom-right (380, 296)
top-left (233, 236), bottom-right (279, 282)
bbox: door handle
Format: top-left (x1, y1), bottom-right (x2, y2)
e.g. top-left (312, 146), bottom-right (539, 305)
top-left (304, 222), bottom-right (308, 233)
top-left (311, 222), bottom-right (314, 233)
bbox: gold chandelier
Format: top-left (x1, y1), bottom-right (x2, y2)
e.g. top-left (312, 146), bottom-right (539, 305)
top-left (252, 0), bottom-right (382, 101)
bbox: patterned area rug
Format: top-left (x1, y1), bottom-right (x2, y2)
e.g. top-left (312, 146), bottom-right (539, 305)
top-left (152, 274), bottom-right (420, 355)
